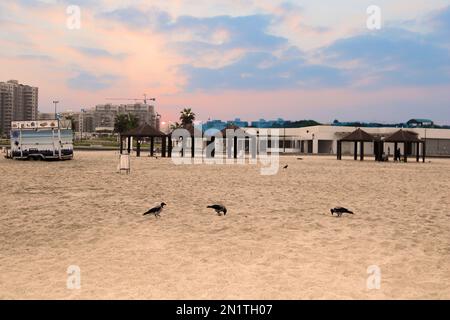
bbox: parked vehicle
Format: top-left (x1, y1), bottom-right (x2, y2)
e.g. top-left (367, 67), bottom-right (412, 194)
top-left (10, 120), bottom-right (73, 160)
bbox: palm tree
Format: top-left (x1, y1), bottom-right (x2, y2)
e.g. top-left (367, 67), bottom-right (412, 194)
top-left (114, 113), bottom-right (139, 134)
top-left (179, 108), bottom-right (196, 126)
top-left (114, 114), bottom-right (129, 134)
top-left (127, 113), bottom-right (139, 130)
top-left (169, 122), bottom-right (182, 130)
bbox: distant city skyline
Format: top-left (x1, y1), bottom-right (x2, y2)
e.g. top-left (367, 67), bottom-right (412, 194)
top-left (1, 1), bottom-right (449, 124)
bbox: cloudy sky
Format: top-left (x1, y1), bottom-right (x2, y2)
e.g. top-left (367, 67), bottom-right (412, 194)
top-left (1, 0), bottom-right (449, 123)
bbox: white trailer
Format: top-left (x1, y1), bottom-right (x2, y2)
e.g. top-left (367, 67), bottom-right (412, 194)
top-left (10, 120), bottom-right (74, 160)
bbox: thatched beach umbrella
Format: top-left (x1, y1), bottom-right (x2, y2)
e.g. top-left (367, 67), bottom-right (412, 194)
top-left (384, 129), bottom-right (425, 162)
top-left (203, 128), bottom-right (223, 158)
top-left (121, 123), bottom-right (167, 157)
top-left (169, 123), bottom-right (203, 158)
top-left (337, 128), bottom-right (378, 161)
top-left (221, 124), bottom-right (245, 159)
top-left (220, 124), bottom-right (242, 137)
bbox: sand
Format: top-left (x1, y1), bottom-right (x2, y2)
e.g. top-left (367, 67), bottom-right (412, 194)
top-left (0, 151), bottom-right (449, 299)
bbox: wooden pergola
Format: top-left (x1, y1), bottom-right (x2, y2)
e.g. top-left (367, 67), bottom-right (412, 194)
top-left (203, 128), bottom-right (222, 158)
top-left (384, 129), bottom-right (425, 163)
top-left (337, 128), bottom-right (378, 161)
top-left (120, 124), bottom-right (169, 157)
top-left (169, 123), bottom-right (202, 158)
top-left (221, 124), bottom-right (243, 159)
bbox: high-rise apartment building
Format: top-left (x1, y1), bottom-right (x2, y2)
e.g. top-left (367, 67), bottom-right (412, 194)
top-left (0, 80), bottom-right (38, 135)
top-left (39, 102), bottom-right (159, 134)
top-left (92, 103), bottom-right (158, 132)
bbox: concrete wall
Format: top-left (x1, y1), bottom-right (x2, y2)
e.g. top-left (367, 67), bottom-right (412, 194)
top-left (426, 139), bottom-right (450, 155)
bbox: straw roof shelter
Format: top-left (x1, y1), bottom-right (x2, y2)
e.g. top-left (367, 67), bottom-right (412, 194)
top-left (340, 128), bottom-right (376, 142)
top-left (384, 129), bottom-right (421, 143)
top-left (337, 128), bottom-right (378, 161)
top-left (384, 129), bottom-right (425, 162)
top-left (175, 123), bottom-right (203, 137)
top-left (120, 123), bottom-right (168, 157)
top-left (122, 123), bottom-right (166, 138)
top-left (220, 124), bottom-right (242, 137)
top-left (220, 124), bottom-right (247, 159)
top-left (168, 123), bottom-right (203, 158)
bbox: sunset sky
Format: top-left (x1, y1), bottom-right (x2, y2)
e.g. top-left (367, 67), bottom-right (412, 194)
top-left (1, 0), bottom-right (449, 123)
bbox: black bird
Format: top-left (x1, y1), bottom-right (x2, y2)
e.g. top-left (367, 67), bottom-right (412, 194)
top-left (207, 204), bottom-right (227, 216)
top-left (297, 158), bottom-right (303, 160)
top-left (283, 165), bottom-right (288, 169)
top-left (330, 207), bottom-right (354, 217)
top-left (143, 202), bottom-right (166, 218)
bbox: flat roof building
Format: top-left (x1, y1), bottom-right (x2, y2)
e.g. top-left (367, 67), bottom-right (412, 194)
top-left (243, 125), bottom-right (450, 157)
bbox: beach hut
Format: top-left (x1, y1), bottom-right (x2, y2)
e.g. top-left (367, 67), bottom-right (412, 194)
top-left (337, 128), bottom-right (377, 161)
top-left (169, 123), bottom-right (203, 158)
top-left (384, 129), bottom-right (425, 163)
top-left (203, 128), bottom-right (222, 158)
top-left (120, 123), bottom-right (167, 157)
top-left (221, 124), bottom-right (243, 159)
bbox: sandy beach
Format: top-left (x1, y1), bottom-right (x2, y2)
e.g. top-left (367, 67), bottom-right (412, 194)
top-left (0, 151), bottom-right (449, 299)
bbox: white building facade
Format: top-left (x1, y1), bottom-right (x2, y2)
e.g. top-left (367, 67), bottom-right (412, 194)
top-left (244, 125), bottom-right (450, 157)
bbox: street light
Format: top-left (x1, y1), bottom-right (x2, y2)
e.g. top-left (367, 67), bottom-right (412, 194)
top-left (424, 127), bottom-right (427, 158)
top-left (80, 108), bottom-right (86, 141)
top-left (53, 100), bottom-right (59, 119)
top-left (156, 112), bottom-right (161, 130)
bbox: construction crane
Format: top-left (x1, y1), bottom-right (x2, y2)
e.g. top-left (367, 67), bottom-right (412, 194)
top-left (106, 94), bottom-right (156, 104)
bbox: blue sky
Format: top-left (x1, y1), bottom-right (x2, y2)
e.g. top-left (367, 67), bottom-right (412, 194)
top-left (0, 0), bottom-right (449, 123)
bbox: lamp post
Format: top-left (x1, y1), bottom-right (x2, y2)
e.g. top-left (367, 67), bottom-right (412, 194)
top-left (424, 127), bottom-right (427, 159)
top-left (256, 130), bottom-right (259, 155)
top-left (161, 121), bottom-right (169, 134)
top-left (53, 100), bottom-right (59, 119)
top-left (156, 112), bottom-right (161, 131)
top-left (80, 108), bottom-right (85, 141)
